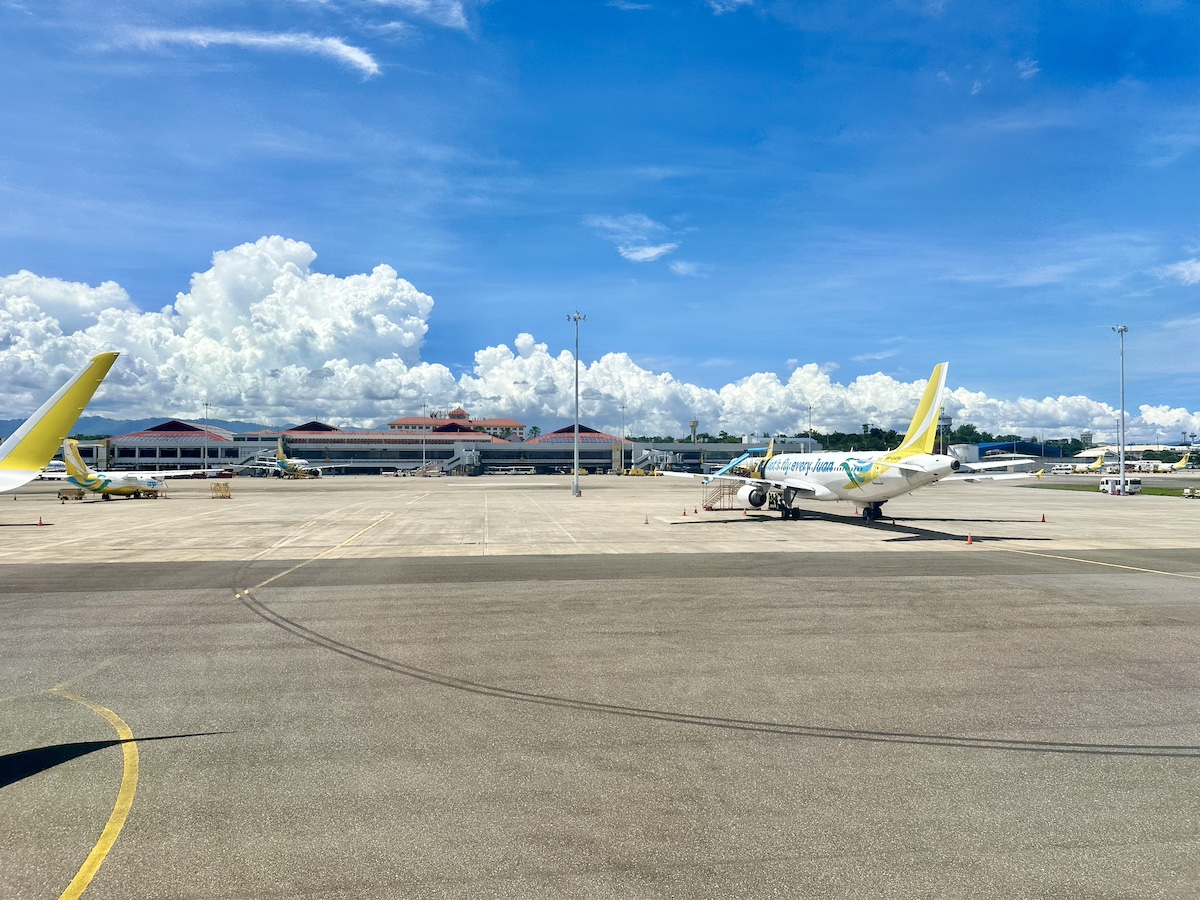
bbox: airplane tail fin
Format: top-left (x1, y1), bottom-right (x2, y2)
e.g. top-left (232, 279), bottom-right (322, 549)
top-left (1087, 454), bottom-right (1104, 472)
top-left (62, 439), bottom-right (92, 479)
top-left (894, 362), bottom-right (948, 456)
top-left (765, 438), bottom-right (775, 461)
top-left (0, 353), bottom-right (119, 478)
top-left (1173, 453), bottom-right (1190, 471)
top-left (278, 437), bottom-right (285, 460)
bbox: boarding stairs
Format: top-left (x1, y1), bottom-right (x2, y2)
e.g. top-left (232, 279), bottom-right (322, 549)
top-left (702, 480), bottom-right (741, 511)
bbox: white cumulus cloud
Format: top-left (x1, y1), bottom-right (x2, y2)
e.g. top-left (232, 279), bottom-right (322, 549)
top-left (3, 236), bottom-right (1198, 444)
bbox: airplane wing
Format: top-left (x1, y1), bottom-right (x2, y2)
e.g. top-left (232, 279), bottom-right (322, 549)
top-left (942, 471), bottom-right (1039, 483)
top-left (145, 467), bottom-right (224, 478)
top-left (957, 459), bottom-right (1035, 472)
top-left (0, 352), bottom-right (119, 493)
top-left (661, 469), bottom-right (838, 499)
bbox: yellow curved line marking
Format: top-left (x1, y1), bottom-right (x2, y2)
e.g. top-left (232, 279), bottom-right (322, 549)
top-left (999, 547), bottom-right (1200, 580)
top-left (49, 687), bottom-right (138, 900)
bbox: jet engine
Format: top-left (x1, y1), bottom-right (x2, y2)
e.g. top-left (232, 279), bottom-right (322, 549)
top-left (736, 484), bottom-right (767, 508)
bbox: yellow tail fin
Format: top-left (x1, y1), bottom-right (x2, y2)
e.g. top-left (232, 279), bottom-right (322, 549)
top-left (0, 353), bottom-right (118, 473)
top-left (894, 362), bottom-right (948, 456)
top-left (62, 438), bottom-right (92, 478)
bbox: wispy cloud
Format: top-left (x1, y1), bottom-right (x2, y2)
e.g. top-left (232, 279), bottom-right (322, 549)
top-left (124, 29), bottom-right (381, 78)
top-left (366, 0), bottom-right (468, 30)
top-left (852, 350), bottom-right (898, 362)
top-left (1159, 259), bottom-right (1200, 285)
top-left (621, 243), bottom-right (678, 262)
top-left (669, 260), bottom-right (702, 277)
top-left (585, 213), bottom-right (682, 264)
top-left (708, 0), bottom-right (752, 12)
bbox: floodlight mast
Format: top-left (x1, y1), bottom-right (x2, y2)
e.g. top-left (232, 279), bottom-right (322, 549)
top-left (568, 311), bottom-right (586, 496)
top-left (1112, 325), bottom-right (1128, 495)
top-left (203, 399), bottom-right (210, 473)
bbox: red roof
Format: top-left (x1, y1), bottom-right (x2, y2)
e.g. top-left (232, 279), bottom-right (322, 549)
top-left (113, 420), bottom-right (233, 441)
top-left (524, 425), bottom-right (626, 444)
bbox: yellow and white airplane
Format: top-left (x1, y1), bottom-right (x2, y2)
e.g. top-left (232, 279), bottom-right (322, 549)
top-left (1071, 454), bottom-right (1107, 474)
top-left (670, 362), bottom-right (1030, 521)
top-left (247, 437), bottom-right (328, 478)
top-left (59, 438), bottom-right (219, 499)
top-left (1171, 453), bottom-right (1191, 471)
top-left (0, 352), bottom-right (119, 494)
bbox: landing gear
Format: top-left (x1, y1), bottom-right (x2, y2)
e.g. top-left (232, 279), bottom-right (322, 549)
top-left (861, 502), bottom-right (886, 523)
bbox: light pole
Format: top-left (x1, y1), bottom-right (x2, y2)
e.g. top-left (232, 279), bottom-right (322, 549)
top-left (806, 405), bottom-right (812, 451)
top-left (620, 403), bottom-right (627, 470)
top-left (421, 400), bottom-right (427, 473)
top-left (203, 399), bottom-right (210, 473)
top-left (568, 311), bottom-right (586, 496)
top-left (1112, 325), bottom-right (1128, 495)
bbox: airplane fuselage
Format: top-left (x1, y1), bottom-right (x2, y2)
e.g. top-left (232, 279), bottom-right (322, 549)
top-left (68, 471), bottom-right (164, 497)
top-left (275, 456), bottom-right (320, 477)
top-left (759, 451), bottom-right (960, 503)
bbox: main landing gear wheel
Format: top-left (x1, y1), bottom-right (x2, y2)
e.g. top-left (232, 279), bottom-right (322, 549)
top-left (780, 507), bottom-right (800, 520)
top-left (861, 504), bottom-right (885, 522)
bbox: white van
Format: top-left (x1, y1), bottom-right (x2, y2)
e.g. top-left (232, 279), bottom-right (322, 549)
top-left (1099, 477), bottom-right (1142, 495)
top-left (1050, 464), bottom-right (1075, 475)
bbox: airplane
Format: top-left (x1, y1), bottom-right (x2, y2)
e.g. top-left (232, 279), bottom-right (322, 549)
top-left (59, 438), bottom-right (217, 499)
top-left (1071, 454), bottom-right (1107, 474)
top-left (246, 437), bottom-right (328, 478)
top-left (665, 362), bottom-right (1032, 522)
top-left (0, 352), bottom-right (120, 494)
top-left (1171, 453), bottom-right (1191, 472)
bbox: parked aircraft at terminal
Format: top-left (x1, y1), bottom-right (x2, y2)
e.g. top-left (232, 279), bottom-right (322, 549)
top-left (247, 438), bottom-right (329, 478)
top-left (0, 352), bottom-right (119, 494)
top-left (668, 362), bottom-right (1032, 521)
top-left (58, 438), bottom-right (216, 499)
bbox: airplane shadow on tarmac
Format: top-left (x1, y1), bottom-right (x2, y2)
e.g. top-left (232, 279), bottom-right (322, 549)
top-left (0, 732), bottom-right (226, 788)
top-left (675, 509), bottom-right (1053, 544)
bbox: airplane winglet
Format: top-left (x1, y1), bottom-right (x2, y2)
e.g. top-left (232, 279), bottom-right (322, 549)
top-left (0, 353), bottom-right (119, 490)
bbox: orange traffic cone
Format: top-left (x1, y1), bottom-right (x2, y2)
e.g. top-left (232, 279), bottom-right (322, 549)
top-left (1041, 514), bottom-right (1046, 523)
top-left (966, 533), bottom-right (973, 545)
top-left (682, 509), bottom-right (687, 516)
top-left (693, 507), bottom-right (698, 515)
top-left (37, 516), bottom-right (43, 526)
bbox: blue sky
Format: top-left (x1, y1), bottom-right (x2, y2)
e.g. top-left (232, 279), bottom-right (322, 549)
top-left (1, 1), bottom-right (1198, 440)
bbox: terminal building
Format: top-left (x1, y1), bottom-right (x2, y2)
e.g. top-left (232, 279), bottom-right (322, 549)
top-left (73, 415), bottom-right (822, 477)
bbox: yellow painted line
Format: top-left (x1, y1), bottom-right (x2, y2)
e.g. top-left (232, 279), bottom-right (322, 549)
top-left (999, 546), bottom-right (1200, 580)
top-left (406, 492), bottom-right (430, 505)
top-left (49, 687), bottom-right (138, 900)
top-left (250, 512), bottom-right (393, 591)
